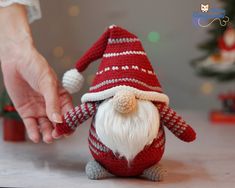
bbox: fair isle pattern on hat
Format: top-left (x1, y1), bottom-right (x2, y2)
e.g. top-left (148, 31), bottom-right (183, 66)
top-left (89, 78), bottom-right (162, 91)
top-left (96, 65), bottom-right (155, 75)
top-left (63, 25), bottom-right (169, 104)
top-left (108, 38), bottom-right (140, 44)
top-left (103, 51), bottom-right (147, 58)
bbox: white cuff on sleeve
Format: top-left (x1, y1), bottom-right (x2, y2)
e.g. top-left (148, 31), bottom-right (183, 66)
top-left (0, 0), bottom-right (41, 23)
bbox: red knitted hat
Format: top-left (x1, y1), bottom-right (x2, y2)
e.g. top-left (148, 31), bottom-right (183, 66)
top-left (63, 25), bottom-right (169, 104)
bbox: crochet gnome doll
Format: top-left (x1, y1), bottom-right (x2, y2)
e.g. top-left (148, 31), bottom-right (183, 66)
top-left (55, 25), bottom-right (196, 181)
top-left (218, 26), bottom-right (235, 63)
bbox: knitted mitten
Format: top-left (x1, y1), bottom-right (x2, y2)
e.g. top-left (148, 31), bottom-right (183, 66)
top-left (55, 102), bottom-right (100, 136)
top-left (156, 103), bottom-right (196, 142)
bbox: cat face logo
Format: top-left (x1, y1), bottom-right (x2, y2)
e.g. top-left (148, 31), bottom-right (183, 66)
top-left (201, 4), bottom-right (209, 12)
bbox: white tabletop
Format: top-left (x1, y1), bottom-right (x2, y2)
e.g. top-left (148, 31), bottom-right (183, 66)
top-left (0, 111), bottom-right (235, 188)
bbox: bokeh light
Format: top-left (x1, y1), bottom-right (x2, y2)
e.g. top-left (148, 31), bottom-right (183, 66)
top-left (61, 55), bottom-right (74, 69)
top-left (87, 74), bottom-right (95, 85)
top-left (200, 82), bottom-right (214, 95)
top-left (148, 31), bottom-right (160, 43)
top-left (68, 5), bottom-right (80, 17)
top-left (53, 46), bottom-right (64, 58)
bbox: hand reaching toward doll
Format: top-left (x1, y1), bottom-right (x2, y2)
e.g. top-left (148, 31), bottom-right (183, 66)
top-left (0, 4), bottom-right (73, 143)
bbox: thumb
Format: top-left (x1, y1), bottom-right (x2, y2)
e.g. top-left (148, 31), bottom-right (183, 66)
top-left (38, 69), bottom-right (62, 123)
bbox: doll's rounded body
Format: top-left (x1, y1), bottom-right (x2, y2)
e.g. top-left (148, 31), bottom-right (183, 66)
top-left (88, 118), bottom-right (165, 177)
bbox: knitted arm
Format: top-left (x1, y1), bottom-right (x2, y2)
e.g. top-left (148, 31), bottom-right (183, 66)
top-left (55, 102), bottom-right (100, 136)
top-left (156, 103), bottom-right (196, 142)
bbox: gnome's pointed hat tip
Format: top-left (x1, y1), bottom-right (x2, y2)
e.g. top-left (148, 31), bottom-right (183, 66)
top-left (62, 25), bottom-right (115, 94)
top-left (62, 69), bottom-right (84, 94)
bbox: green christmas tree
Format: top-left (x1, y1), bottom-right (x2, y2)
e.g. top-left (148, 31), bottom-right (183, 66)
top-left (192, 0), bottom-right (235, 81)
top-left (0, 90), bottom-right (21, 120)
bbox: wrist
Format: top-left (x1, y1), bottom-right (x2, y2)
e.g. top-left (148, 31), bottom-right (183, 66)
top-left (0, 4), bottom-right (34, 62)
top-left (0, 35), bottom-right (34, 63)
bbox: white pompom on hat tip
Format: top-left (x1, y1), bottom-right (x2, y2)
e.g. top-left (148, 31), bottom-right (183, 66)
top-left (62, 69), bottom-right (84, 94)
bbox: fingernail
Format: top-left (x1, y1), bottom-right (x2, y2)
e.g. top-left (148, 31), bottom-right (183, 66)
top-left (52, 113), bottom-right (63, 123)
top-left (54, 135), bottom-right (62, 139)
top-left (44, 138), bottom-right (53, 144)
top-left (52, 131), bottom-right (62, 139)
top-left (28, 133), bottom-right (40, 143)
top-left (30, 136), bottom-right (39, 143)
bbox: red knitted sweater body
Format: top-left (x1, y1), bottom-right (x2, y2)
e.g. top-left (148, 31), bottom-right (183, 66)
top-left (88, 118), bottom-right (165, 177)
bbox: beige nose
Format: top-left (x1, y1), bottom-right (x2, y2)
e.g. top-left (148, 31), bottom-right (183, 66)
top-left (113, 90), bottom-right (137, 114)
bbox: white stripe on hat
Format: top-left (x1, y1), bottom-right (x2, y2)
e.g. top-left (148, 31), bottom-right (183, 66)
top-left (103, 51), bottom-right (146, 58)
top-left (108, 38), bottom-right (140, 44)
top-left (89, 77), bottom-right (162, 91)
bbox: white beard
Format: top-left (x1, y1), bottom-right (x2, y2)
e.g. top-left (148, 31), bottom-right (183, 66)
top-left (95, 99), bottom-right (160, 162)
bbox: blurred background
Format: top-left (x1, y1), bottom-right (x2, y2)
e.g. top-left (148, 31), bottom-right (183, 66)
top-left (1, 1), bottom-right (235, 186)
top-left (0, 0), bottom-right (234, 111)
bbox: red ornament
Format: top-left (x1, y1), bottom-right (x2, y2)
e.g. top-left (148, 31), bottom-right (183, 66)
top-left (210, 111), bottom-right (235, 124)
top-left (210, 92), bottom-right (235, 124)
top-left (3, 105), bottom-right (16, 112)
top-left (3, 118), bottom-right (25, 142)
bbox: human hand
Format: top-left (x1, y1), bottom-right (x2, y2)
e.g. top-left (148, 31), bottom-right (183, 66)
top-left (0, 4), bottom-right (73, 143)
top-left (1, 45), bottom-right (73, 143)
